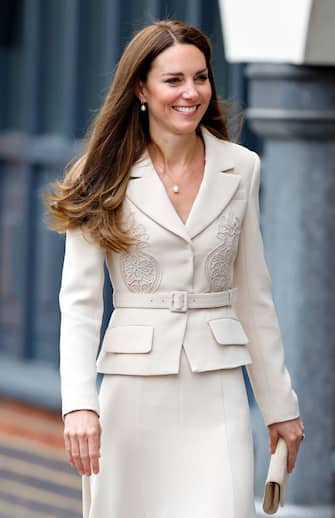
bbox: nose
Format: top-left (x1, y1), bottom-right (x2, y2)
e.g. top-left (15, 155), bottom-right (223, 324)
top-left (182, 80), bottom-right (199, 100)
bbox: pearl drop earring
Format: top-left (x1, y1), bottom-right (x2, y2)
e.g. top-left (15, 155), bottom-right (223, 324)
top-left (140, 102), bottom-right (146, 112)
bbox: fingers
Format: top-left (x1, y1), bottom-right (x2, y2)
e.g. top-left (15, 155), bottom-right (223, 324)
top-left (268, 417), bottom-right (305, 474)
top-left (64, 411), bottom-right (101, 476)
top-left (286, 433), bottom-right (300, 473)
top-left (286, 421), bottom-right (305, 472)
top-left (88, 430), bottom-right (101, 475)
top-left (79, 435), bottom-right (91, 476)
top-left (269, 428), bottom-right (279, 454)
top-left (64, 431), bottom-right (75, 467)
top-left (70, 434), bottom-right (86, 476)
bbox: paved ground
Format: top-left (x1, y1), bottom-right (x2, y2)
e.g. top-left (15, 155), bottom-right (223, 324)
top-left (0, 398), bottom-right (81, 518)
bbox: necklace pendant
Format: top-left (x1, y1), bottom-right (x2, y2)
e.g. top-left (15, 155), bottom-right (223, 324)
top-left (172, 184), bottom-right (180, 193)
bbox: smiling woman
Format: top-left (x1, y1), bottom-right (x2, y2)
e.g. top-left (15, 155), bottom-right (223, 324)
top-left (45, 19), bottom-right (230, 251)
top-left (137, 44), bottom-right (212, 134)
top-left (136, 43), bottom-right (213, 221)
top-left (45, 19), bottom-right (303, 518)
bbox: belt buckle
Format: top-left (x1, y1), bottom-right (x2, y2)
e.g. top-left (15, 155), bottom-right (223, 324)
top-left (169, 291), bottom-right (188, 312)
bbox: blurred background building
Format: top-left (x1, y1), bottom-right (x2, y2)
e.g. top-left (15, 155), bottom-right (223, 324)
top-left (0, 0), bottom-right (334, 517)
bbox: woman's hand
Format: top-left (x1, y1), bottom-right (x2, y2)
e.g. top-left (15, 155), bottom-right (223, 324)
top-left (268, 417), bottom-right (304, 473)
top-left (64, 409), bottom-right (101, 476)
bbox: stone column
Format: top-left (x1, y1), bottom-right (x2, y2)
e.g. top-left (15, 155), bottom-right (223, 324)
top-left (246, 64), bottom-right (335, 512)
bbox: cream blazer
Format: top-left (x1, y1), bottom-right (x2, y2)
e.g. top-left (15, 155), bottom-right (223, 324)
top-left (59, 126), bottom-right (299, 425)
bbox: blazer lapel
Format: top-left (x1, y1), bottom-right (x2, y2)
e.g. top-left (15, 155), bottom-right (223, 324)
top-left (185, 127), bottom-right (241, 239)
top-left (126, 156), bottom-right (192, 243)
top-left (126, 127), bottom-right (240, 242)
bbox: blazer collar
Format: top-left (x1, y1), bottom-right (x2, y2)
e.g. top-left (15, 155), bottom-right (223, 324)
top-left (126, 126), bottom-right (240, 242)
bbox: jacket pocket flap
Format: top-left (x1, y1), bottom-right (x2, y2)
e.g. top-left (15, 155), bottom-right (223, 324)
top-left (103, 325), bottom-right (153, 353)
top-left (208, 317), bottom-right (249, 345)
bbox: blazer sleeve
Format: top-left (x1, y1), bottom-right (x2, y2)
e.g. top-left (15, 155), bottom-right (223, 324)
top-left (59, 227), bottom-right (105, 418)
top-left (232, 152), bottom-right (300, 426)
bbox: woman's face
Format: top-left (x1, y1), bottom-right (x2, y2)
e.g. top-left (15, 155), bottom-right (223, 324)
top-left (139, 43), bottom-right (212, 138)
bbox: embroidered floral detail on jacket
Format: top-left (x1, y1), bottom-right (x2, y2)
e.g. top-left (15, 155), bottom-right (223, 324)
top-left (120, 213), bottom-right (161, 293)
top-left (205, 209), bottom-right (241, 291)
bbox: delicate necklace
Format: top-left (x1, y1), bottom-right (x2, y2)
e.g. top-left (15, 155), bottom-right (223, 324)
top-left (156, 164), bottom-right (182, 194)
top-left (153, 139), bottom-right (204, 195)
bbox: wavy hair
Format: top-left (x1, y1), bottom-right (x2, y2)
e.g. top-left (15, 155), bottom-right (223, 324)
top-left (44, 19), bottom-right (232, 253)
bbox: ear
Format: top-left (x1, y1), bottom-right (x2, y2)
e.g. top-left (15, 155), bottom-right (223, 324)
top-left (135, 80), bottom-right (146, 103)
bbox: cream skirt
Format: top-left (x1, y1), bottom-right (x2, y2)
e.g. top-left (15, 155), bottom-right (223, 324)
top-left (82, 347), bottom-right (256, 518)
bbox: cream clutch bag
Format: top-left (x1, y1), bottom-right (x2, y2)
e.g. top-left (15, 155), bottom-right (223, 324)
top-left (262, 438), bottom-right (289, 514)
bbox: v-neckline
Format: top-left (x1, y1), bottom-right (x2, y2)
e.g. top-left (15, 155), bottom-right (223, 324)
top-left (147, 134), bottom-right (208, 227)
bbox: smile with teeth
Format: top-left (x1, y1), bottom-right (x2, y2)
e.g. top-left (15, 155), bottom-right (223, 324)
top-left (172, 105), bottom-right (199, 113)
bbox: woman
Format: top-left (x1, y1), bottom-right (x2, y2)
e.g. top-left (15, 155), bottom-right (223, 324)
top-left (46, 20), bottom-right (304, 518)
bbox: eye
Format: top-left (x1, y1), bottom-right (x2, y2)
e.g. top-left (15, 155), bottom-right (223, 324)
top-left (196, 74), bottom-right (209, 82)
top-left (165, 77), bottom-right (181, 84)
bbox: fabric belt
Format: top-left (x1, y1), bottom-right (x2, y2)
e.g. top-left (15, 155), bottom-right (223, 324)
top-left (113, 288), bottom-right (238, 313)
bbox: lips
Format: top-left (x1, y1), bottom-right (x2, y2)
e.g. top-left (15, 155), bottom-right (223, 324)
top-left (172, 105), bottom-right (200, 113)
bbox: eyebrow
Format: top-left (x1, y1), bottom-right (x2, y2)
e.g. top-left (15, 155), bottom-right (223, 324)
top-left (161, 68), bottom-right (208, 77)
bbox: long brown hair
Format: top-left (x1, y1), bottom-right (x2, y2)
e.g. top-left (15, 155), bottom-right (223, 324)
top-left (45, 19), bottom-right (231, 253)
